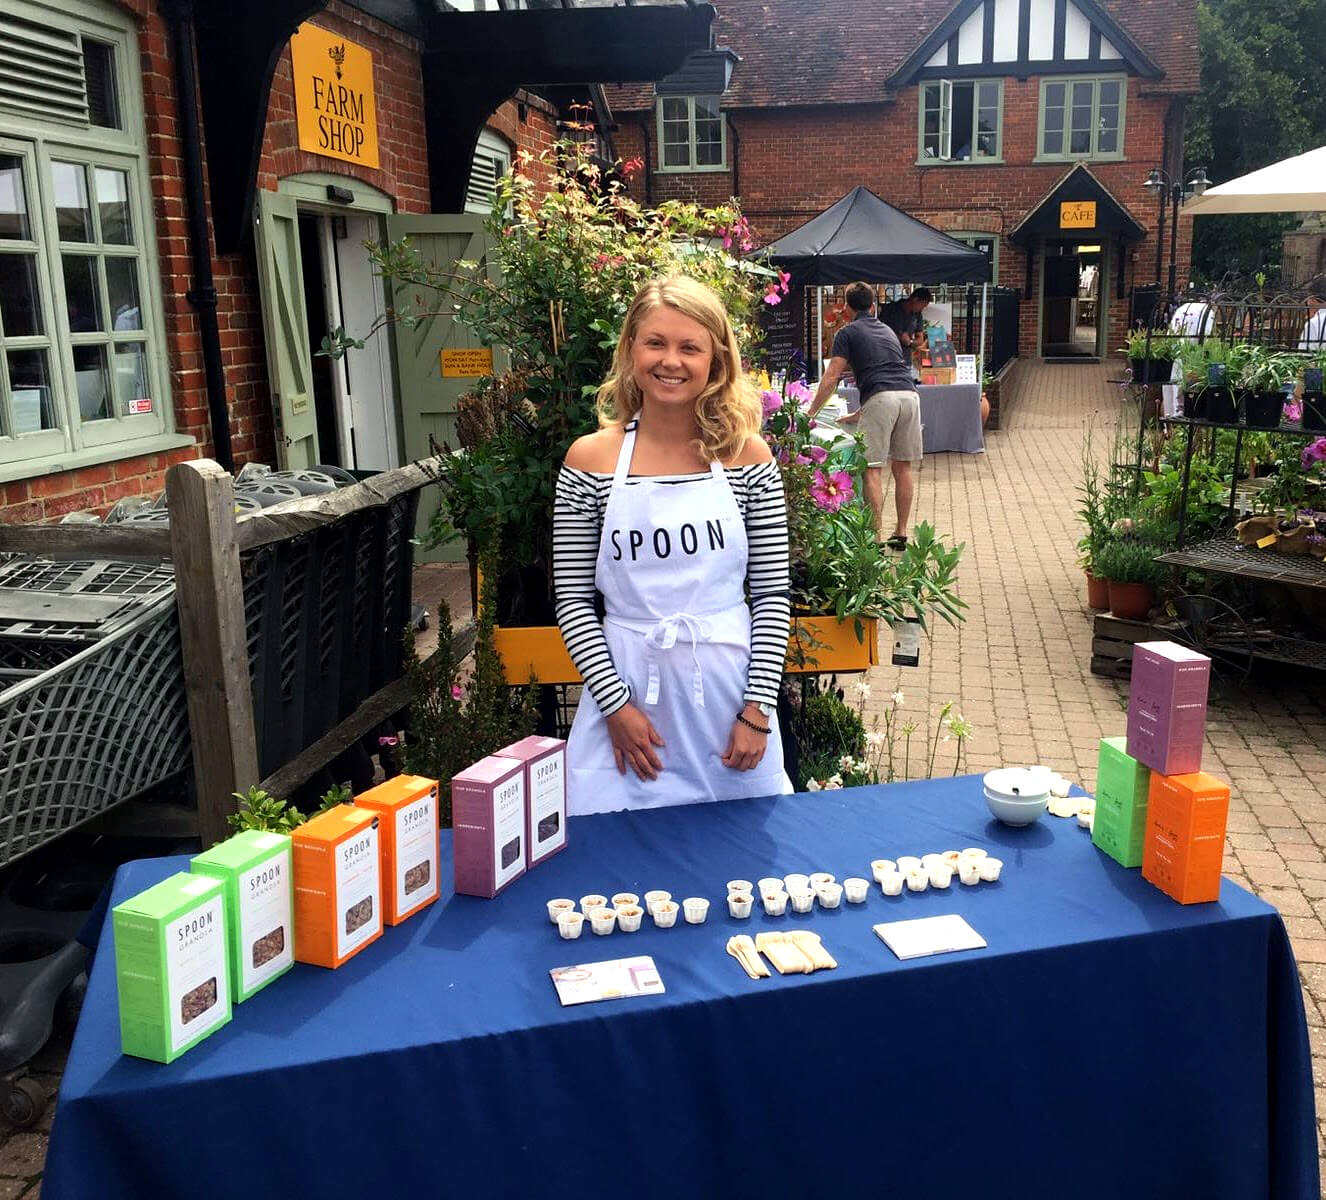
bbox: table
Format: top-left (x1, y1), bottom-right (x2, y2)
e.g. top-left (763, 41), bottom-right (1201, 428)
top-left (836, 383), bottom-right (984, 454)
top-left (47, 779), bottom-right (1317, 1199)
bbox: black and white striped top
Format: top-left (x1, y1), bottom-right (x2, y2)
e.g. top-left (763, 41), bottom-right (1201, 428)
top-left (553, 460), bottom-right (790, 717)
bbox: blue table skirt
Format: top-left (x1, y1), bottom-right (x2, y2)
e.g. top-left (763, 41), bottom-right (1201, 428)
top-left (46, 778), bottom-right (1317, 1200)
top-left (836, 384), bottom-right (985, 454)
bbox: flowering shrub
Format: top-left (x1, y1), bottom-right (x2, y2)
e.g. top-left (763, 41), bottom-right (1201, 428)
top-left (760, 375), bottom-right (967, 633)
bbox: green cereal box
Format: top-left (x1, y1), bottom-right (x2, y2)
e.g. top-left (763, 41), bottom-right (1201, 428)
top-left (191, 831), bottom-right (294, 1002)
top-left (1092, 736), bottom-right (1151, 868)
top-left (113, 873), bottom-right (231, 1063)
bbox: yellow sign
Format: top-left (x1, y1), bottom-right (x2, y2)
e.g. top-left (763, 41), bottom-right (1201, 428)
top-left (441, 348), bottom-right (494, 378)
top-left (1060, 201), bottom-right (1097, 230)
top-left (290, 24), bottom-right (379, 169)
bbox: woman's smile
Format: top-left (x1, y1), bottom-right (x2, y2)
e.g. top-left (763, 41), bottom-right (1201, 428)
top-left (631, 307), bottom-right (714, 410)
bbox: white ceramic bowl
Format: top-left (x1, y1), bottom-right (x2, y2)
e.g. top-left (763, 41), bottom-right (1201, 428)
top-left (983, 768), bottom-right (1050, 827)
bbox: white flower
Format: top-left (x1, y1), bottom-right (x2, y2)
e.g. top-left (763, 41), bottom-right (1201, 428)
top-left (853, 681), bottom-right (872, 697)
top-left (839, 754), bottom-right (856, 771)
top-left (891, 691), bottom-right (904, 706)
top-left (806, 778), bottom-right (822, 791)
top-left (826, 774), bottom-right (844, 790)
top-left (865, 731), bottom-right (885, 747)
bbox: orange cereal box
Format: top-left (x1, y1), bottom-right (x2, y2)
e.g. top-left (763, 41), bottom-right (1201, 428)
top-left (353, 775), bottom-right (439, 925)
top-left (1141, 772), bottom-right (1230, 904)
top-left (292, 804), bottom-right (382, 967)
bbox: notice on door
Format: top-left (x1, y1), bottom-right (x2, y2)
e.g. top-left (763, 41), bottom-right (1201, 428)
top-left (441, 348), bottom-right (494, 378)
top-left (290, 24), bottom-right (379, 169)
top-left (1059, 201), bottom-right (1096, 230)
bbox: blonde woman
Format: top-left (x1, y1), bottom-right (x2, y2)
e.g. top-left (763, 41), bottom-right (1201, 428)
top-left (554, 276), bottom-right (792, 813)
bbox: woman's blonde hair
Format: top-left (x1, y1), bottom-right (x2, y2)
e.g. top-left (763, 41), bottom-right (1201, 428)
top-left (596, 275), bottom-right (761, 463)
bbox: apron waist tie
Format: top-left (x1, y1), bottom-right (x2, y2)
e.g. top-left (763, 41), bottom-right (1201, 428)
top-left (642, 612), bottom-right (712, 708)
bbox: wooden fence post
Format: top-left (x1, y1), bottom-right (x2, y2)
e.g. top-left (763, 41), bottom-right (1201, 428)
top-left (167, 459), bottom-right (260, 847)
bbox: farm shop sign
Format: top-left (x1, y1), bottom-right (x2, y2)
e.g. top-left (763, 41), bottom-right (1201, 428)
top-left (1059, 201), bottom-right (1097, 230)
top-left (290, 25), bottom-right (379, 169)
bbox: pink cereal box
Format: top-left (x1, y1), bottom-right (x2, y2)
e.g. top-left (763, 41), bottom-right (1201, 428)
top-left (495, 736), bottom-right (567, 869)
top-left (451, 755), bottom-right (527, 898)
top-left (1126, 641), bottom-right (1210, 776)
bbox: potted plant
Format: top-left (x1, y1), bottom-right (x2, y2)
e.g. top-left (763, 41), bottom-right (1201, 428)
top-left (1303, 351), bottom-right (1326, 431)
top-left (763, 379), bottom-right (967, 669)
top-left (1093, 534), bottom-right (1166, 621)
top-left (1076, 434), bottom-right (1111, 609)
top-left (1237, 346), bottom-right (1292, 429)
top-left (1122, 329), bottom-right (1176, 386)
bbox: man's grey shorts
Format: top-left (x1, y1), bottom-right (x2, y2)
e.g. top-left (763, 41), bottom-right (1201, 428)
top-left (859, 389), bottom-right (922, 466)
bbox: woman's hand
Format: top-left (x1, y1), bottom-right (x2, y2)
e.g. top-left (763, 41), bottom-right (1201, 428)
top-left (722, 705), bottom-right (770, 771)
top-left (605, 704), bottom-right (666, 781)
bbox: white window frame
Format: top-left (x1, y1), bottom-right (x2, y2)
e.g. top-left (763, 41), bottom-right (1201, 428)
top-left (946, 231), bottom-right (1000, 284)
top-left (655, 96), bottom-right (727, 173)
top-left (918, 79), bottom-right (1003, 165)
top-left (1036, 75), bottom-right (1127, 163)
top-left (0, 0), bottom-right (183, 483)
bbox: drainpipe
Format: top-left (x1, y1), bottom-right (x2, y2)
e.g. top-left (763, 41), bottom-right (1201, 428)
top-left (162, 0), bottom-right (234, 472)
top-left (726, 112), bottom-right (740, 198)
top-left (638, 115), bottom-right (653, 205)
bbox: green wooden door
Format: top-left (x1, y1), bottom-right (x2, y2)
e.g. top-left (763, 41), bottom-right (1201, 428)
top-left (384, 213), bottom-right (504, 563)
top-left (253, 189), bottom-right (318, 469)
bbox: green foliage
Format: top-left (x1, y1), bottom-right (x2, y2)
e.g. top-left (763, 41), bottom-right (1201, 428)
top-left (361, 139), bottom-right (771, 572)
top-left (792, 686), bottom-right (867, 791)
top-left (761, 383), bottom-right (966, 634)
top-left (1140, 458), bottom-right (1228, 537)
top-left (402, 558), bottom-right (539, 826)
top-left (317, 782), bottom-right (352, 814)
top-left (1093, 535), bottom-right (1167, 587)
top-left (227, 786), bottom-right (306, 835)
top-left (1121, 330), bottom-right (1178, 361)
top-left (1234, 345), bottom-right (1296, 392)
top-left (1186, 0), bottom-right (1326, 278)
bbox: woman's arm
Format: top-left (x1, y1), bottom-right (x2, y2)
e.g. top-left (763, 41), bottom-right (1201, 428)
top-left (739, 459), bottom-right (791, 709)
top-left (552, 465), bottom-right (631, 717)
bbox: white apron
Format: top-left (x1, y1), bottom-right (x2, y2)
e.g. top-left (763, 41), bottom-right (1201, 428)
top-left (566, 423), bottom-right (790, 814)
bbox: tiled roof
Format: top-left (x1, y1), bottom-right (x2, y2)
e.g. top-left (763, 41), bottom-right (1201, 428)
top-left (603, 0), bottom-right (1197, 113)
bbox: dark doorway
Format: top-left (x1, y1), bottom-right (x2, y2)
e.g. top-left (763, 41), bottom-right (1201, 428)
top-left (297, 213), bottom-right (341, 467)
top-left (1041, 239), bottom-right (1102, 359)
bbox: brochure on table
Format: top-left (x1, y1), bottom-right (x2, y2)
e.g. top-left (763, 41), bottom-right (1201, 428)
top-left (873, 914), bottom-right (987, 960)
top-left (549, 956), bottom-right (665, 1006)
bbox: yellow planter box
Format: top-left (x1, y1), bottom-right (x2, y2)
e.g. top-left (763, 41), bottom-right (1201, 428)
top-left (492, 616), bottom-right (878, 685)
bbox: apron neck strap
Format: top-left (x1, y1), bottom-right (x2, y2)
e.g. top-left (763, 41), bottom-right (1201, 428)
top-left (612, 422), bottom-right (638, 490)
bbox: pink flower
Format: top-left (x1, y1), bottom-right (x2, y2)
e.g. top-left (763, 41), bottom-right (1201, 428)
top-left (1285, 399), bottom-right (1303, 423)
top-left (1304, 437), bottom-right (1326, 470)
top-left (451, 684), bottom-right (463, 700)
top-left (810, 469), bottom-right (854, 512)
top-left (806, 444), bottom-right (828, 464)
top-left (786, 380), bottom-right (812, 406)
top-left (763, 288), bottom-right (782, 306)
top-left (795, 454), bottom-right (812, 465)
top-left (761, 388), bottom-right (782, 417)
top-left (778, 270), bottom-right (791, 293)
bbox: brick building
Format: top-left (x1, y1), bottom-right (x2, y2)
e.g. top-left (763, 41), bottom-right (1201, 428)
top-left (606, 0), bottom-right (1199, 364)
top-left (0, 0), bottom-right (710, 523)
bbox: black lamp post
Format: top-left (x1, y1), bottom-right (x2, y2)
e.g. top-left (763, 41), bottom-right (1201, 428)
top-left (1143, 166), bottom-right (1211, 303)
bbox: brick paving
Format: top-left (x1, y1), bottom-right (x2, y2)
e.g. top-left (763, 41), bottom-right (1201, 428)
top-left (8, 361), bottom-right (1323, 1187)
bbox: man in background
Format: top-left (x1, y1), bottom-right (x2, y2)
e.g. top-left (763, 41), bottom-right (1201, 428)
top-left (808, 282), bottom-right (921, 551)
top-left (879, 287), bottom-right (932, 351)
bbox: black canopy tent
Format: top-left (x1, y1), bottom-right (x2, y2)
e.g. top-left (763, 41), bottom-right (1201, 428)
top-left (761, 186), bottom-right (990, 288)
top-left (758, 187), bottom-right (991, 377)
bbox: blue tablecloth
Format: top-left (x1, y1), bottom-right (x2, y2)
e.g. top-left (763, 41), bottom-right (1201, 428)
top-left (836, 384), bottom-right (985, 454)
top-left (46, 779), bottom-right (1316, 1200)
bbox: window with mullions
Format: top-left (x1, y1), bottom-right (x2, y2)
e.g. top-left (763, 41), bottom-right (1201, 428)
top-left (0, 0), bottom-right (170, 473)
top-left (1038, 77), bottom-right (1125, 161)
top-left (656, 96), bottom-right (725, 171)
top-left (920, 80), bottom-right (1001, 163)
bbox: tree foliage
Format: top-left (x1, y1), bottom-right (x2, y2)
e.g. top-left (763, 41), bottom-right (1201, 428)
top-left (1186, 0), bottom-right (1326, 281)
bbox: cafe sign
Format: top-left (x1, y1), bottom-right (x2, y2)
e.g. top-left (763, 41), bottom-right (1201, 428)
top-left (290, 24), bottom-right (379, 169)
top-left (1059, 201), bottom-right (1097, 230)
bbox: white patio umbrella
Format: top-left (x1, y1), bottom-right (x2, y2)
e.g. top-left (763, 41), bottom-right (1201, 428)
top-left (1184, 144), bottom-right (1326, 214)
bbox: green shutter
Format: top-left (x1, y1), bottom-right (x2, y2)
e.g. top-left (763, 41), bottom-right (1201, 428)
top-left (253, 189), bottom-right (317, 469)
top-left (383, 212), bottom-right (505, 563)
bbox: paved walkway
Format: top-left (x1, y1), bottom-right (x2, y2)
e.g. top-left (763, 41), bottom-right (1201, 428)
top-left (9, 361), bottom-right (1324, 1190)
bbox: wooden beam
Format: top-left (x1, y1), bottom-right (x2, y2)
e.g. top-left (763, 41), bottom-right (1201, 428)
top-left (258, 621), bottom-right (477, 799)
top-left (167, 459), bottom-right (260, 848)
top-left (0, 524), bottom-right (171, 558)
top-left (235, 458), bottom-right (444, 552)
